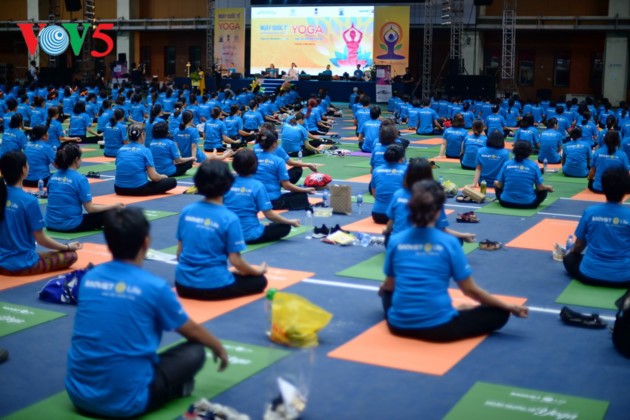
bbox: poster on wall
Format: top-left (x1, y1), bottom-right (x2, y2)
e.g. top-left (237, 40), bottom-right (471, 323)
top-left (373, 6), bottom-right (410, 78)
top-left (214, 8), bottom-right (245, 75)
top-left (375, 65), bottom-right (392, 103)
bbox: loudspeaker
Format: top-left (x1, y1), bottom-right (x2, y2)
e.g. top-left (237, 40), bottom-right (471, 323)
top-left (65, 0), bottom-right (82, 12)
top-left (473, 0), bottom-right (493, 5)
top-left (446, 75), bottom-right (495, 99)
top-left (118, 53), bottom-right (127, 64)
top-left (230, 72), bottom-right (242, 79)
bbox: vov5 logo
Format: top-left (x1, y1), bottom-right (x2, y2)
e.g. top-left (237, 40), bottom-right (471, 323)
top-left (18, 23), bottom-right (114, 57)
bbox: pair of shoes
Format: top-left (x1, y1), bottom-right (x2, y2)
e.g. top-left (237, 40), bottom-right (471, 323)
top-left (456, 211), bottom-right (479, 223)
top-left (560, 306), bottom-right (607, 329)
top-left (312, 224), bottom-right (330, 238)
top-left (330, 224), bottom-right (349, 234)
top-left (86, 171), bottom-right (100, 179)
top-left (552, 242), bottom-right (567, 262)
top-left (479, 239), bottom-right (502, 250)
top-left (456, 195), bottom-right (473, 203)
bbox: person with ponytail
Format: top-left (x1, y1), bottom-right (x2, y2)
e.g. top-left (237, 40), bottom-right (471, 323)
top-left (103, 108), bottom-right (128, 158)
top-left (129, 93), bottom-right (147, 124)
top-left (513, 113), bottom-right (540, 151)
top-left (460, 120), bottom-right (487, 170)
top-left (280, 111), bottom-right (321, 157)
top-left (96, 99), bottom-right (114, 134)
top-left (371, 144), bottom-right (407, 224)
top-left (576, 110), bottom-right (598, 147)
top-left (379, 179), bottom-right (528, 342)
top-left (253, 130), bottom-right (315, 210)
top-left (30, 96), bottom-right (46, 128)
top-left (175, 160), bottom-right (268, 301)
top-left (588, 131), bottom-right (630, 193)
top-left (484, 104), bottom-right (507, 137)
top-left (23, 125), bottom-right (55, 188)
top-left (168, 101), bottom-right (185, 136)
top-left (203, 106), bottom-right (238, 153)
top-left (438, 113), bottom-right (467, 159)
top-left (0, 151), bottom-right (81, 275)
top-left (0, 114), bottom-right (27, 156)
top-left (144, 104), bottom-right (165, 148)
top-left (46, 107), bottom-right (81, 149)
top-left (68, 101), bottom-right (98, 143)
top-left (224, 105), bottom-right (250, 150)
top-left (149, 122), bottom-right (194, 177)
top-left (46, 143), bottom-right (123, 232)
top-left (561, 127), bottom-right (592, 178)
top-left (305, 97), bottom-right (331, 135)
top-left (114, 123), bottom-right (177, 196)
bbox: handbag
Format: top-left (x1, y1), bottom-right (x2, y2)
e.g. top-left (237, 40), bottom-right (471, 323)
top-left (38, 264), bottom-right (92, 305)
top-left (329, 184), bottom-right (352, 215)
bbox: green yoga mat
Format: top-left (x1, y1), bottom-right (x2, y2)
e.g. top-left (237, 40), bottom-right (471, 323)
top-left (351, 194), bottom-right (375, 204)
top-left (45, 210), bottom-right (177, 240)
top-left (344, 159), bottom-right (372, 169)
top-left (174, 168), bottom-right (198, 180)
top-left (544, 173), bottom-right (589, 185)
top-left (476, 198), bottom-right (558, 217)
top-left (0, 302), bottom-right (66, 338)
top-left (445, 381), bottom-right (609, 420)
top-left (555, 280), bottom-right (625, 310)
top-left (6, 339), bottom-right (289, 420)
top-left (76, 163), bottom-right (116, 175)
top-left (80, 148), bottom-right (104, 158)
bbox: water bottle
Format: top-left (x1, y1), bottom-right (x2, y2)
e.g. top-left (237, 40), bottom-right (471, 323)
top-left (305, 209), bottom-right (313, 227)
top-left (264, 288), bottom-right (278, 336)
top-left (543, 158), bottom-right (548, 174)
top-left (566, 235), bottom-right (574, 252)
top-left (480, 180), bottom-right (487, 195)
top-left (438, 175), bottom-right (444, 185)
top-left (37, 179), bottom-right (44, 197)
top-left (356, 232), bottom-right (372, 247)
top-left (297, 149), bottom-right (303, 161)
top-left (322, 189), bottom-right (329, 207)
top-left (357, 193), bottom-right (363, 215)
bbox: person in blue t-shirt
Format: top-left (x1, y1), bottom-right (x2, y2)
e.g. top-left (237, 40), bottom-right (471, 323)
top-left (576, 110), bottom-right (598, 147)
top-left (588, 131), bottom-right (630, 193)
top-left (0, 151), bottom-right (81, 275)
top-left (416, 99), bottom-right (443, 135)
top-left (46, 143), bottom-right (123, 232)
top-left (68, 101), bottom-right (98, 143)
top-left (379, 180), bottom-right (528, 342)
top-left (96, 99), bottom-right (114, 134)
top-left (370, 122), bottom-right (399, 172)
top-left (563, 167), bottom-right (630, 288)
top-left (175, 160), bottom-right (268, 300)
top-left (461, 121), bottom-right (487, 170)
top-left (144, 104), bottom-right (166, 148)
top-left (353, 64), bottom-right (364, 80)
top-left (371, 144), bottom-right (408, 224)
top-left (562, 127), bottom-right (592, 178)
top-left (471, 130), bottom-right (510, 187)
top-left (460, 102), bottom-right (475, 129)
top-left (66, 207), bottom-right (228, 418)
top-left (281, 112), bottom-right (321, 157)
top-left (129, 93), bottom-right (147, 123)
top-left (46, 107), bottom-right (81, 149)
top-left (149, 122), bottom-right (194, 177)
top-left (103, 108), bottom-right (128, 158)
top-left (204, 107), bottom-right (238, 153)
top-left (354, 95), bottom-right (372, 135)
top-left (30, 96), bottom-right (46, 128)
top-left (23, 125), bottom-right (55, 188)
top-left (254, 130), bottom-right (315, 210)
top-left (538, 119), bottom-right (563, 164)
top-left (438, 114), bottom-right (468, 159)
top-left (0, 114), bottom-right (27, 156)
top-left (358, 106), bottom-right (382, 153)
top-left (495, 141), bottom-right (554, 209)
top-left (224, 105), bottom-right (250, 150)
top-left (115, 123), bottom-right (177, 196)
top-left (484, 105), bottom-right (507, 137)
top-left (225, 149), bottom-right (300, 244)
top-left (513, 114), bottom-right (540, 151)
top-left (553, 106), bottom-right (571, 140)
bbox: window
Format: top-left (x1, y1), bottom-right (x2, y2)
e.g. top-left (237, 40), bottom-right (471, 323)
top-left (554, 52), bottom-right (570, 88)
top-left (140, 46), bottom-right (151, 76)
top-left (518, 50), bottom-right (534, 86)
top-left (164, 46), bottom-right (176, 77)
top-left (590, 52), bottom-right (603, 90)
top-left (189, 46), bottom-right (201, 71)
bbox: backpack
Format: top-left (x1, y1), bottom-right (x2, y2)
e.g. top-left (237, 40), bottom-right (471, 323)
top-left (613, 289), bottom-right (630, 358)
top-left (38, 265), bottom-right (92, 305)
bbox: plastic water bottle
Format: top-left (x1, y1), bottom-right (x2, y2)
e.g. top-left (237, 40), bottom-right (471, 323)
top-left (322, 189), bottom-right (329, 207)
top-left (297, 149), bottom-right (303, 161)
top-left (37, 179), bottom-right (44, 197)
top-left (543, 158), bottom-right (548, 174)
top-left (356, 232), bottom-right (372, 247)
top-left (357, 194), bottom-right (363, 215)
top-left (566, 235), bottom-right (574, 252)
top-left (480, 180), bottom-right (487, 195)
top-left (438, 175), bottom-right (444, 185)
top-left (264, 288), bottom-right (278, 336)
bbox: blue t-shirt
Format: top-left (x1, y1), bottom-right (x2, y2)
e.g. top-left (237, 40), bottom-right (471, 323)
top-left (387, 187), bottom-right (449, 235)
top-left (281, 123), bottom-right (309, 153)
top-left (253, 143), bottom-right (290, 163)
top-left (0, 186), bottom-right (45, 271)
top-left (175, 202), bottom-right (247, 288)
top-left (442, 127), bottom-right (468, 158)
top-left (372, 162), bottom-right (407, 214)
top-left (578, 122), bottom-right (598, 146)
top-left (45, 169), bottom-right (92, 231)
top-left (24, 140), bottom-right (55, 182)
top-left (253, 151), bottom-right (290, 200)
top-left (476, 147), bottom-right (510, 185)
top-left (461, 134), bottom-right (487, 168)
top-left (417, 108), bottom-right (439, 134)
top-left (591, 146), bottom-right (630, 191)
top-left (242, 110), bottom-right (263, 130)
top-left (354, 107), bottom-right (371, 132)
top-left (115, 143), bottom-right (154, 188)
top-left (497, 159), bottom-right (544, 204)
top-left (130, 103), bottom-right (146, 122)
top-left (224, 176), bottom-right (273, 242)
top-left (538, 129), bottom-right (563, 164)
top-left (461, 111), bottom-right (475, 129)
top-left (0, 128), bottom-right (27, 156)
top-left (359, 119), bottom-right (382, 153)
top-left (103, 122), bottom-right (128, 157)
top-left (502, 108), bottom-right (520, 127)
top-left (66, 261), bottom-right (188, 418)
top-left (47, 119), bottom-right (65, 149)
top-left (370, 142), bottom-right (388, 170)
top-left (385, 227), bottom-right (472, 329)
top-left (174, 126), bottom-right (204, 163)
top-left (203, 118), bottom-right (227, 151)
top-left (574, 203), bottom-right (630, 283)
top-left (144, 117), bottom-right (165, 147)
top-left (562, 140), bottom-right (592, 178)
top-left (514, 127), bottom-right (540, 148)
top-left (30, 107), bottom-right (46, 127)
top-left (68, 113), bottom-right (92, 136)
top-left (484, 114), bottom-right (506, 134)
top-left (97, 110), bottom-right (113, 132)
top-left (224, 115), bottom-right (244, 138)
top-left (407, 107), bottom-right (421, 129)
top-left (149, 138), bottom-right (181, 176)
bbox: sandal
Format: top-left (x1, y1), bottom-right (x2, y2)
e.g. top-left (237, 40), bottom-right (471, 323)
top-left (456, 212), bottom-right (479, 223)
top-left (456, 195), bottom-right (472, 203)
top-left (479, 239), bottom-right (502, 251)
top-left (86, 171), bottom-right (101, 179)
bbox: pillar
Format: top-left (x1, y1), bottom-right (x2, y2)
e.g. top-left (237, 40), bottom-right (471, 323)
top-left (27, 0), bottom-right (39, 66)
top-left (462, 31), bottom-right (483, 76)
top-left (603, 0), bottom-right (629, 105)
top-left (116, 0), bottom-right (137, 70)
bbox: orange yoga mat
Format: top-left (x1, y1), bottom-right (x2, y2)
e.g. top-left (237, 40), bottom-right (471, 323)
top-left (82, 156), bottom-right (116, 164)
top-left (571, 189), bottom-right (630, 203)
top-left (0, 243), bottom-right (111, 291)
top-left (411, 138), bottom-right (444, 146)
top-left (506, 218), bottom-right (578, 252)
top-left (344, 174), bottom-right (372, 184)
top-left (341, 136), bottom-right (359, 141)
top-left (257, 210), bottom-right (286, 219)
top-left (328, 290), bottom-right (527, 376)
top-left (431, 156), bottom-right (461, 163)
top-left (342, 217), bottom-right (385, 234)
top-left (399, 128), bottom-right (417, 134)
top-left (93, 186), bottom-right (189, 205)
top-left (177, 267), bottom-right (314, 324)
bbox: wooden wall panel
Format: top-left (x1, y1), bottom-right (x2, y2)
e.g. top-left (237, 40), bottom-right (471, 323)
top-left (0, 0), bottom-right (26, 20)
top-left (139, 0), bottom-right (206, 19)
top-left (138, 31), bottom-right (206, 77)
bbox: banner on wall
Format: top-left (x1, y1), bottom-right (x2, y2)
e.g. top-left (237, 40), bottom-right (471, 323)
top-left (214, 8), bottom-right (245, 75)
top-left (375, 65), bottom-right (392, 103)
top-left (373, 6), bottom-right (409, 78)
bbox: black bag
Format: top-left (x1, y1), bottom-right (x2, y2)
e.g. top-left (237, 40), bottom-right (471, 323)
top-left (612, 289), bottom-right (630, 358)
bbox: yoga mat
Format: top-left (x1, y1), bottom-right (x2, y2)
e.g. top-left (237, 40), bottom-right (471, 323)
top-left (344, 160), bottom-right (372, 169)
top-left (475, 198), bottom-right (559, 217)
top-left (0, 302), bottom-right (66, 338)
top-left (243, 226), bottom-right (310, 254)
top-left (411, 138), bottom-right (444, 146)
top-left (543, 173), bottom-right (589, 185)
top-left (342, 217), bottom-right (386, 234)
top-left (349, 151), bottom-right (371, 157)
top-left (76, 163), bottom-right (116, 175)
top-left (6, 340), bottom-right (289, 420)
top-left (174, 168), bottom-right (198, 179)
top-left (444, 381), bottom-right (609, 420)
top-left (443, 167), bottom-right (477, 176)
top-left (178, 267), bottom-right (314, 324)
top-left (352, 194), bottom-right (375, 204)
top-left (79, 149), bottom-right (104, 158)
top-left (344, 174), bottom-right (372, 184)
top-left (93, 186), bottom-right (189, 206)
top-left (81, 156), bottom-right (116, 164)
top-left (571, 189), bottom-right (630, 203)
top-left (555, 280), bottom-right (625, 310)
top-left (0, 243), bottom-right (111, 291)
top-left (341, 136), bottom-right (359, 141)
top-left (506, 219), bottom-right (578, 252)
top-left (328, 290), bottom-right (527, 376)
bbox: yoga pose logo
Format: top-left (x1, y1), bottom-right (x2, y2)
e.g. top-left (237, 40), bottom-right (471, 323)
top-left (338, 23), bottom-right (366, 66)
top-left (377, 22), bottom-right (404, 60)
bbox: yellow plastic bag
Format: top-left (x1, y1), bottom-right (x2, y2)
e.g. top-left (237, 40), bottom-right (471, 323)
top-left (269, 291), bottom-right (333, 348)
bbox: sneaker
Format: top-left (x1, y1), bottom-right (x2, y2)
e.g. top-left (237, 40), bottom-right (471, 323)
top-left (330, 224), bottom-right (349, 234)
top-left (312, 224), bottom-right (330, 238)
top-left (552, 243), bottom-right (566, 262)
top-left (560, 306), bottom-right (607, 329)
